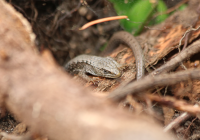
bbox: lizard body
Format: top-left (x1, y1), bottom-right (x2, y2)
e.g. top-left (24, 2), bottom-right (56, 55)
top-left (65, 54), bottom-right (122, 81)
top-left (64, 31), bottom-right (144, 81)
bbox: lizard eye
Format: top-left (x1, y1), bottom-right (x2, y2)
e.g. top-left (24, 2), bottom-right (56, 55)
top-left (103, 69), bottom-right (110, 74)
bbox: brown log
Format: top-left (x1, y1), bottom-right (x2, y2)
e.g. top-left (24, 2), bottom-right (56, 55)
top-left (0, 0), bottom-right (175, 140)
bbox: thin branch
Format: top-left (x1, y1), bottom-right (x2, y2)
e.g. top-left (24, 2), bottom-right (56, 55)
top-left (163, 104), bottom-right (199, 132)
top-left (108, 68), bottom-right (200, 101)
top-left (182, 4), bottom-right (200, 50)
top-left (177, 26), bottom-right (200, 52)
top-left (146, 95), bottom-right (200, 115)
top-left (153, 0), bottom-right (189, 19)
top-left (79, 16), bottom-right (128, 30)
top-left (151, 39), bottom-right (200, 76)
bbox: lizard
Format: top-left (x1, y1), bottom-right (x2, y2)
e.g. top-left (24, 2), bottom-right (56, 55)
top-left (64, 31), bottom-right (144, 82)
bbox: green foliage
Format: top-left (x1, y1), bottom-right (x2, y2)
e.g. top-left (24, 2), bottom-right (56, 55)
top-left (155, 0), bottom-right (168, 23)
top-left (178, 4), bottom-right (187, 11)
top-left (109, 0), bottom-right (171, 35)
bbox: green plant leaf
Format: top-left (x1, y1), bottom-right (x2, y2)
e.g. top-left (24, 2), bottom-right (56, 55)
top-left (155, 0), bottom-right (168, 24)
top-left (108, 0), bottom-right (170, 35)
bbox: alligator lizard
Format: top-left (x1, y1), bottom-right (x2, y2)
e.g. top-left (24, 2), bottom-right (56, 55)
top-left (64, 31), bottom-right (144, 82)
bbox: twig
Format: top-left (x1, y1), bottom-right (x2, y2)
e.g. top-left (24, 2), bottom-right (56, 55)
top-left (151, 39), bottom-right (200, 76)
top-left (146, 95), bottom-right (200, 115)
top-left (163, 104), bottom-right (199, 132)
top-left (79, 16), bottom-right (128, 30)
top-left (153, 0), bottom-right (189, 19)
top-left (31, 0), bottom-right (38, 22)
top-left (80, 0), bottom-right (99, 17)
top-left (177, 26), bottom-right (200, 52)
top-left (164, 112), bottom-right (190, 132)
top-left (108, 68), bottom-right (200, 101)
top-left (182, 4), bottom-right (200, 50)
top-left (184, 117), bottom-right (197, 138)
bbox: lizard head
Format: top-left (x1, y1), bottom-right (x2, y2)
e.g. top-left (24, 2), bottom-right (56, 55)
top-left (101, 67), bottom-right (121, 78)
top-left (89, 56), bottom-right (122, 78)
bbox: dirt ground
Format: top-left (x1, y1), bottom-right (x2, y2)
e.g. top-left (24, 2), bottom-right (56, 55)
top-left (1, 0), bottom-right (200, 140)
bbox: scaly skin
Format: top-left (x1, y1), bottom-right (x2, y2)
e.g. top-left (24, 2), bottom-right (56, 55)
top-left (65, 54), bottom-right (122, 81)
top-left (65, 31), bottom-right (144, 81)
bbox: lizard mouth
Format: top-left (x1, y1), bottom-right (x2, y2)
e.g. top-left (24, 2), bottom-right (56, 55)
top-left (115, 72), bottom-right (121, 78)
top-left (108, 72), bottom-right (121, 78)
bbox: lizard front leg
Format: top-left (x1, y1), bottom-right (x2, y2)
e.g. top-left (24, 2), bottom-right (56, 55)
top-left (77, 65), bottom-right (96, 84)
